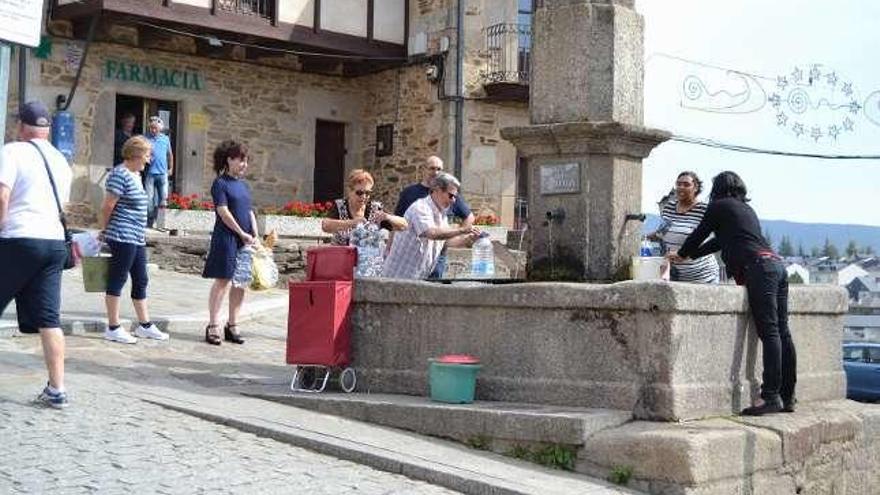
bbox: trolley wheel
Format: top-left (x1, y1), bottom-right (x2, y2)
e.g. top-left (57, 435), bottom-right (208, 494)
top-left (300, 367), bottom-right (318, 390)
top-left (340, 367), bottom-right (357, 393)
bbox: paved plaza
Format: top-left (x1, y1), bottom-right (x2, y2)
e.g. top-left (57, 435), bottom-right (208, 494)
top-left (0, 313), bottom-right (458, 495)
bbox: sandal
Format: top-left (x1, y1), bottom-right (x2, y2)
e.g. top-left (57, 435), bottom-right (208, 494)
top-left (204, 324), bottom-right (221, 346)
top-left (224, 323), bottom-right (245, 345)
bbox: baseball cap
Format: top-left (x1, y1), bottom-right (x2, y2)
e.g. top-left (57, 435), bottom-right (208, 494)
top-left (18, 101), bottom-right (51, 128)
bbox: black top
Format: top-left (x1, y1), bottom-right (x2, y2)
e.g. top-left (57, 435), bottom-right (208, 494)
top-left (113, 129), bottom-right (131, 166)
top-left (394, 183), bottom-right (472, 219)
top-left (678, 197), bottom-right (771, 276)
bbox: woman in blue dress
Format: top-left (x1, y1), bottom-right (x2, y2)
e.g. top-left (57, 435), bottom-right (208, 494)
top-left (203, 140), bottom-right (257, 345)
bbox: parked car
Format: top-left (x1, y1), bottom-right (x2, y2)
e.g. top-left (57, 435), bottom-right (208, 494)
top-left (843, 343), bottom-right (880, 401)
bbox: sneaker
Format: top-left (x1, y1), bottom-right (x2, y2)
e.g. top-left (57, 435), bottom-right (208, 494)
top-left (134, 323), bottom-right (169, 341)
top-left (36, 386), bottom-right (69, 409)
top-left (104, 326), bottom-right (137, 344)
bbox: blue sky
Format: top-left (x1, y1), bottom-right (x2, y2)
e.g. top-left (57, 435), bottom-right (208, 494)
top-left (636, 0), bottom-right (880, 227)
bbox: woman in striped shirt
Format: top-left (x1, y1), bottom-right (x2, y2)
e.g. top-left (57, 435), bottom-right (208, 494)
top-left (654, 171), bottom-right (720, 284)
top-left (99, 136), bottom-right (168, 344)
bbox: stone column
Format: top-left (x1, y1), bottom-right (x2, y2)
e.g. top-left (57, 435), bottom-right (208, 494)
top-left (501, 0), bottom-right (670, 281)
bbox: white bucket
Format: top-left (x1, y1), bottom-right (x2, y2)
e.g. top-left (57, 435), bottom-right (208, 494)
top-left (632, 256), bottom-right (670, 281)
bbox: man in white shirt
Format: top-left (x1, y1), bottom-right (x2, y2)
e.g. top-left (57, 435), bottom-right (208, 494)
top-left (0, 101), bottom-right (73, 409)
top-left (382, 173), bottom-right (479, 279)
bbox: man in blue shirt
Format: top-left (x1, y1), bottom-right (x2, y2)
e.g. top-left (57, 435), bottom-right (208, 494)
top-left (394, 156), bottom-right (475, 278)
top-left (144, 116), bottom-right (174, 228)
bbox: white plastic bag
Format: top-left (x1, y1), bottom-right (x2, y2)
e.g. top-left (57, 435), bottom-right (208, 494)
top-left (350, 224), bottom-right (387, 278)
top-left (250, 245), bottom-right (279, 290)
top-left (72, 231), bottom-right (102, 258)
top-left (232, 246), bottom-right (255, 289)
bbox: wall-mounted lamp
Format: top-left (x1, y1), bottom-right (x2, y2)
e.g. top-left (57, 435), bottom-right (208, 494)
top-left (206, 35), bottom-right (223, 48)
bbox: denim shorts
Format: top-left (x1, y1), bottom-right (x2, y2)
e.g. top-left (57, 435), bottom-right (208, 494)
top-left (0, 238), bottom-right (66, 332)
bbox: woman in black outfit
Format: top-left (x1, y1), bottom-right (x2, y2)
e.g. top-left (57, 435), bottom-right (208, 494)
top-left (668, 171), bottom-right (796, 416)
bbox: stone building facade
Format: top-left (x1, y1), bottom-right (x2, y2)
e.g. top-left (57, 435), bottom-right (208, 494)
top-left (5, 0), bottom-right (530, 228)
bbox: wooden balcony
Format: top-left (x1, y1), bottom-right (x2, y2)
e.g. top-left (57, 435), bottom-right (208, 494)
top-left (51, 0), bottom-right (408, 75)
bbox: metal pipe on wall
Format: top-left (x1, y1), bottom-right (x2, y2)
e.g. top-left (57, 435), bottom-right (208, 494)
top-left (453, 0), bottom-right (464, 179)
top-left (17, 44), bottom-right (26, 110)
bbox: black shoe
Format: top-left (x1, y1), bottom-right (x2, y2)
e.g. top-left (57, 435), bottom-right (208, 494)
top-left (224, 323), bottom-right (245, 344)
top-left (741, 397), bottom-right (784, 416)
top-left (204, 324), bottom-right (221, 346)
top-left (782, 396), bottom-right (797, 413)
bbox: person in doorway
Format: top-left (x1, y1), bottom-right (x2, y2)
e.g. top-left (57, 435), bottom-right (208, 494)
top-left (144, 116), bottom-right (173, 228)
top-left (668, 171), bottom-right (796, 416)
top-left (394, 156), bottom-right (475, 278)
top-left (202, 140), bottom-right (257, 346)
top-left (383, 173), bottom-right (480, 279)
top-left (322, 169), bottom-right (407, 245)
top-left (99, 136), bottom-right (169, 344)
top-left (113, 112), bottom-right (136, 166)
top-left (0, 101), bottom-right (73, 409)
top-left (652, 171), bottom-right (720, 283)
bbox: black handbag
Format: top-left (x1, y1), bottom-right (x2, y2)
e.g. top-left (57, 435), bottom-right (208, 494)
top-left (29, 141), bottom-right (76, 270)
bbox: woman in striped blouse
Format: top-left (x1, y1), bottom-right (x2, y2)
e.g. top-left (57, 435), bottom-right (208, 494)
top-left (654, 171), bottom-right (720, 283)
top-left (99, 136), bottom-right (169, 344)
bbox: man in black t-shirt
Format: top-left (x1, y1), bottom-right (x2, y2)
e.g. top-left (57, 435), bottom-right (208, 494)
top-left (394, 156), bottom-right (475, 278)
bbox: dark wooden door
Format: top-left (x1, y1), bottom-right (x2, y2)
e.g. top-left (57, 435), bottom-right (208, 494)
top-left (314, 120), bottom-right (346, 203)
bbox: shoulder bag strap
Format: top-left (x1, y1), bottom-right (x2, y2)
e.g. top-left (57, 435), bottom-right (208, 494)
top-left (28, 140), bottom-right (69, 234)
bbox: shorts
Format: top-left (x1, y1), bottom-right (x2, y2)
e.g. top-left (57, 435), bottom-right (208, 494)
top-left (0, 238), bottom-right (66, 332)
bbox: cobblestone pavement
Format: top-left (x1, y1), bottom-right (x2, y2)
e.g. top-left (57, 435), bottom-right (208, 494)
top-left (0, 314), bottom-right (459, 495)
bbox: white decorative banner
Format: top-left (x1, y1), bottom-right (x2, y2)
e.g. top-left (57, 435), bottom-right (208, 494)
top-left (0, 0), bottom-right (44, 47)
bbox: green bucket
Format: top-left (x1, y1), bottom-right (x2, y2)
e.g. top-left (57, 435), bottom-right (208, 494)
top-left (82, 255), bottom-right (111, 293)
top-left (428, 357), bottom-right (482, 404)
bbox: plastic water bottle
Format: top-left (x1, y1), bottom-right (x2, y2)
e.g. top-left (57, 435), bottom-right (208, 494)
top-left (471, 233), bottom-right (495, 278)
top-left (639, 237), bottom-right (652, 257)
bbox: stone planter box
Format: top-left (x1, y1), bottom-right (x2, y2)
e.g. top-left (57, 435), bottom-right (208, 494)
top-left (257, 215), bottom-right (329, 239)
top-left (157, 208), bottom-right (215, 233)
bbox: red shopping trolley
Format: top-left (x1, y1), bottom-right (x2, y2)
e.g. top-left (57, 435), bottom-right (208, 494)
top-left (286, 246), bottom-right (358, 393)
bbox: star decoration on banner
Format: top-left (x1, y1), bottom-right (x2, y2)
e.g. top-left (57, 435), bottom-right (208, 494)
top-left (826, 72), bottom-right (838, 87)
top-left (810, 127), bottom-right (823, 141)
top-left (792, 123), bottom-right (805, 136)
top-left (842, 82), bottom-right (854, 97)
top-left (777, 76), bottom-right (789, 91)
top-left (828, 124), bottom-right (840, 140)
top-left (843, 117), bottom-right (855, 131)
top-left (776, 112), bottom-right (789, 126)
top-left (790, 67), bottom-right (803, 83)
top-left (769, 93), bottom-right (782, 108)
top-left (809, 65), bottom-right (822, 84)
top-left (849, 101), bottom-right (862, 114)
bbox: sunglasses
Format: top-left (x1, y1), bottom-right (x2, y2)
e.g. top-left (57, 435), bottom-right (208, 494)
top-left (354, 189), bottom-right (373, 197)
top-left (446, 192), bottom-right (458, 201)
top-left (427, 166), bottom-right (442, 171)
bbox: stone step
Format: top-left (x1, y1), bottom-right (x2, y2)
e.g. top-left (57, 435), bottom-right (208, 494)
top-left (244, 389), bottom-right (632, 449)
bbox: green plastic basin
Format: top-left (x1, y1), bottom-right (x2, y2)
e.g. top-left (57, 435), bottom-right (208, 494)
top-left (428, 360), bottom-right (482, 404)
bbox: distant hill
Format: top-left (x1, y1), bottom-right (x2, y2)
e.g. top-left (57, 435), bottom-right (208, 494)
top-left (643, 215), bottom-right (880, 254)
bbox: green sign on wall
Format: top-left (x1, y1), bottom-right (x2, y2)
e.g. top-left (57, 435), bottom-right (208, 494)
top-left (104, 59), bottom-right (204, 91)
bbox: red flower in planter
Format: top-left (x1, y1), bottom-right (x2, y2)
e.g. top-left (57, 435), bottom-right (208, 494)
top-left (166, 193), bottom-right (214, 211)
top-left (474, 214), bottom-right (500, 226)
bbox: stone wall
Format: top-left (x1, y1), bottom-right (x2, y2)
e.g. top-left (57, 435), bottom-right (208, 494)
top-left (145, 234), bottom-right (319, 286)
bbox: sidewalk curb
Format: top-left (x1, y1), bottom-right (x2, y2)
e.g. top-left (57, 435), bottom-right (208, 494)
top-left (141, 392), bottom-right (637, 495)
